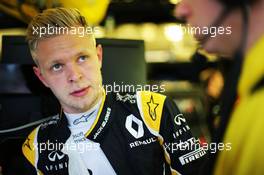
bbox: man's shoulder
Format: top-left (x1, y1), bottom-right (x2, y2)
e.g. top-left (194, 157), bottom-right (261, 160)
top-left (21, 116), bottom-right (57, 168)
top-left (111, 91), bottom-right (168, 134)
top-left (21, 114), bottom-right (68, 171)
top-left (22, 115), bottom-right (60, 148)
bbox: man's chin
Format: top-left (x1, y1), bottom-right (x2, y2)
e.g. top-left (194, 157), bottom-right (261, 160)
top-left (61, 98), bottom-right (91, 113)
top-left (63, 104), bottom-right (90, 113)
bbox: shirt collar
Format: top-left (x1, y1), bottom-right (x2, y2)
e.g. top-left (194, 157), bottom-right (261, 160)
top-left (64, 99), bottom-right (102, 127)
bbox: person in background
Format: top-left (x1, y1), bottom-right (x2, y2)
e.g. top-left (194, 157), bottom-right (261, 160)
top-left (175, 0), bottom-right (264, 174)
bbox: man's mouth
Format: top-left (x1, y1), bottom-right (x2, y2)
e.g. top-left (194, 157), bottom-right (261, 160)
top-left (70, 87), bottom-right (90, 97)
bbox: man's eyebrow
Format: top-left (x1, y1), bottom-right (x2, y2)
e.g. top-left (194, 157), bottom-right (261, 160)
top-left (45, 50), bottom-right (91, 66)
top-left (75, 50), bottom-right (90, 57)
top-left (46, 59), bottom-right (64, 66)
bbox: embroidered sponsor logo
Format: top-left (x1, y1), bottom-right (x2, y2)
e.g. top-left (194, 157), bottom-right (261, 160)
top-left (116, 93), bottom-right (136, 103)
top-left (125, 114), bottom-right (144, 139)
top-left (45, 162), bottom-right (68, 171)
top-left (48, 150), bottom-right (65, 161)
top-left (174, 114), bottom-right (186, 126)
top-left (45, 150), bottom-right (68, 171)
top-left (72, 132), bottom-right (87, 143)
top-left (179, 147), bottom-right (206, 165)
top-left (147, 95), bottom-right (159, 121)
top-left (73, 110), bottom-right (96, 125)
top-left (40, 115), bottom-right (60, 129)
top-left (129, 137), bottom-right (157, 148)
top-left (173, 125), bottom-right (191, 138)
top-left (93, 108), bottom-right (111, 139)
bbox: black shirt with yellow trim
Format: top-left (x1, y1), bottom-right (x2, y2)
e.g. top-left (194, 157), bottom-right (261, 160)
top-left (22, 91), bottom-right (206, 175)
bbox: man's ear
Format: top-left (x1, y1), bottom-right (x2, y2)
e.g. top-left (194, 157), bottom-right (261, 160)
top-left (33, 66), bottom-right (49, 87)
top-left (96, 44), bottom-right (103, 68)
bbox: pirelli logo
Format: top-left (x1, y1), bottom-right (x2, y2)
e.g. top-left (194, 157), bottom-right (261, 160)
top-left (179, 147), bottom-right (206, 165)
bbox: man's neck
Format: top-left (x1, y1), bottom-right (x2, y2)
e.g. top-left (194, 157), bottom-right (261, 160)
top-left (65, 98), bottom-right (102, 128)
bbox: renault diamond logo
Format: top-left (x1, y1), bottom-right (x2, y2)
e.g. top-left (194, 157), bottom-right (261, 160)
top-left (125, 114), bottom-right (144, 139)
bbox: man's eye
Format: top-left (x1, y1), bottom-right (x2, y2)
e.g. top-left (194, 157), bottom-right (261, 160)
top-left (78, 56), bottom-right (87, 63)
top-left (51, 64), bottom-right (62, 71)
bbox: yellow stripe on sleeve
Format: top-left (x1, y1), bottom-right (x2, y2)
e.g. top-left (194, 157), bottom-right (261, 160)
top-left (22, 127), bottom-right (38, 166)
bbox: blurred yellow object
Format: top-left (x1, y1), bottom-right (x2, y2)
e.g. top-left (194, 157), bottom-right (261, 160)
top-left (20, 3), bottom-right (39, 19)
top-left (60, 0), bottom-right (110, 25)
top-left (214, 35), bottom-right (264, 175)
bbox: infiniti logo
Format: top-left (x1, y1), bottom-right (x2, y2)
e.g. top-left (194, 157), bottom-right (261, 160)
top-left (48, 151), bottom-right (65, 162)
top-left (174, 114), bottom-right (186, 126)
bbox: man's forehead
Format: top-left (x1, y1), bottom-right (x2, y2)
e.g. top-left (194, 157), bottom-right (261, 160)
top-left (35, 34), bottom-right (96, 64)
top-left (39, 33), bottom-right (95, 45)
top-left (37, 33), bottom-right (95, 51)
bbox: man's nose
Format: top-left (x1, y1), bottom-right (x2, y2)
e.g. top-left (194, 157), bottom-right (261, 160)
top-left (67, 64), bottom-right (82, 83)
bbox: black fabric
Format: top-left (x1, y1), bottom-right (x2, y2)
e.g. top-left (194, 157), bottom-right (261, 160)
top-left (37, 115), bottom-right (71, 175)
top-left (160, 97), bottom-right (207, 175)
top-left (24, 92), bottom-right (206, 175)
top-left (0, 139), bottom-right (37, 175)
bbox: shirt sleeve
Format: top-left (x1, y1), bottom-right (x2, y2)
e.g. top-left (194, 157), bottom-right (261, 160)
top-left (136, 91), bottom-right (207, 175)
top-left (159, 97), bottom-right (207, 175)
top-left (22, 126), bottom-right (40, 175)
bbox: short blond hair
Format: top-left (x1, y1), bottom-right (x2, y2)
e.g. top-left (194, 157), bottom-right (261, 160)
top-left (26, 7), bottom-right (91, 60)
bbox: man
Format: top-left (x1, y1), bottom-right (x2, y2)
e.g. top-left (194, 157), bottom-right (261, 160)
top-left (175, 0), bottom-right (264, 174)
top-left (22, 8), bottom-right (205, 175)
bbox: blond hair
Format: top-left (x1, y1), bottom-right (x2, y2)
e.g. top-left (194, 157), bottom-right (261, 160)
top-left (26, 7), bottom-right (92, 61)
